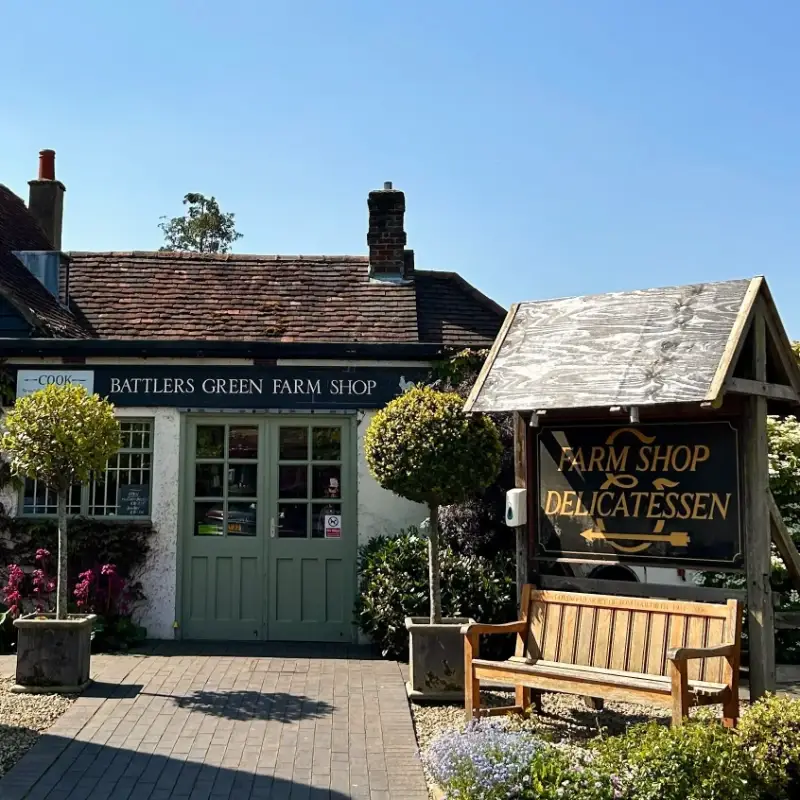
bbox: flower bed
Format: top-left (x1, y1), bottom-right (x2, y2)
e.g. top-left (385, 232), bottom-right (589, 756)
top-left (422, 694), bottom-right (800, 800)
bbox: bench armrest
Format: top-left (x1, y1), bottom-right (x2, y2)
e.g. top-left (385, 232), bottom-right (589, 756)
top-left (461, 621), bottom-right (527, 637)
top-left (668, 643), bottom-right (737, 662)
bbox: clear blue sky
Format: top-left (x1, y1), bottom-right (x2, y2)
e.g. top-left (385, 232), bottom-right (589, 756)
top-left (3, 1), bottom-right (799, 336)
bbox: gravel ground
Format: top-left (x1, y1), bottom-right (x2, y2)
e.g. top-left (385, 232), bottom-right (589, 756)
top-left (0, 677), bottom-right (74, 779)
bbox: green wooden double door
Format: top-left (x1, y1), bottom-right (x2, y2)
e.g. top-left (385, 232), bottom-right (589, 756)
top-left (180, 416), bottom-right (356, 642)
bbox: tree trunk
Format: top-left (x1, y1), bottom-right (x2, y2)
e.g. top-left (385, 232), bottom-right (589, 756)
top-left (428, 502), bottom-right (442, 625)
top-left (56, 489), bottom-right (69, 620)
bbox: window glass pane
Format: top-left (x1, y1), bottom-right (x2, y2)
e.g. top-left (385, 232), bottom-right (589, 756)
top-left (279, 465), bottom-right (307, 499)
top-left (228, 502), bottom-right (257, 536)
top-left (278, 503), bottom-right (307, 538)
top-left (195, 464), bottom-right (224, 497)
top-left (196, 426), bottom-right (225, 459)
top-left (279, 427), bottom-right (307, 460)
top-left (312, 503), bottom-right (341, 539)
top-left (89, 428), bottom-right (152, 516)
top-left (195, 502), bottom-right (224, 536)
top-left (229, 427), bottom-right (258, 460)
top-left (312, 427), bottom-right (341, 461)
top-left (312, 465), bottom-right (341, 500)
top-left (228, 464), bottom-right (258, 497)
top-left (23, 480), bottom-right (80, 515)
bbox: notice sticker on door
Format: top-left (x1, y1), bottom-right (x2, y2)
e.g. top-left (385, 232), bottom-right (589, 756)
top-left (324, 515), bottom-right (342, 539)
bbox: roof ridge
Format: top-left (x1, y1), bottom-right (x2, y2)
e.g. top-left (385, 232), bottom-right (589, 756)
top-left (68, 250), bottom-right (371, 262)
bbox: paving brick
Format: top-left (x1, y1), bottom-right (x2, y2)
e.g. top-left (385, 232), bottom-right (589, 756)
top-left (0, 643), bottom-right (428, 799)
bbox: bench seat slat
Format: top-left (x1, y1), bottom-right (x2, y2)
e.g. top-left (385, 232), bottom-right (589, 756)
top-left (472, 658), bottom-right (728, 698)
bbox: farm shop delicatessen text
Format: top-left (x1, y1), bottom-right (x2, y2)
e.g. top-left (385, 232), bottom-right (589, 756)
top-left (536, 422), bottom-right (743, 566)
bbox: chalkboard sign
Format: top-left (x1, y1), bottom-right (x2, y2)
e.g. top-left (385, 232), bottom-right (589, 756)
top-left (537, 422), bottom-right (742, 568)
top-left (118, 484), bottom-right (150, 517)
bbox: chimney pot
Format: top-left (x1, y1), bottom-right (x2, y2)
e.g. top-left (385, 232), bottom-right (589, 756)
top-left (383, 181), bottom-right (393, 190)
top-left (39, 149), bottom-right (56, 181)
top-left (29, 149), bottom-right (65, 250)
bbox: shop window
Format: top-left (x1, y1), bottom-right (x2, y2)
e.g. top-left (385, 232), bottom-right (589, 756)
top-left (21, 420), bottom-right (154, 519)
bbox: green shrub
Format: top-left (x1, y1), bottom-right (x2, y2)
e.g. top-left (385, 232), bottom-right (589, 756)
top-left (355, 529), bottom-right (515, 660)
top-left (591, 720), bottom-right (761, 800)
top-left (738, 693), bottom-right (800, 799)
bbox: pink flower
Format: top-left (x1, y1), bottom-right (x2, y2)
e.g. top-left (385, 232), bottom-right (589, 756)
top-left (35, 549), bottom-right (50, 561)
top-left (101, 564), bottom-right (117, 576)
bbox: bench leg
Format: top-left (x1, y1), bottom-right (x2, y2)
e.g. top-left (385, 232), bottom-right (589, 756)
top-left (583, 696), bottom-right (604, 711)
top-left (722, 694), bottom-right (739, 728)
top-left (669, 659), bottom-right (690, 726)
top-left (530, 690), bottom-right (544, 714)
top-left (464, 632), bottom-right (481, 721)
top-left (515, 684), bottom-right (531, 713)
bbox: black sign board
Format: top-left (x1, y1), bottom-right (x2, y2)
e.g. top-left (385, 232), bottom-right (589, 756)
top-left (14, 366), bottom-right (428, 410)
top-left (118, 484), bottom-right (150, 517)
top-left (537, 422), bottom-right (742, 568)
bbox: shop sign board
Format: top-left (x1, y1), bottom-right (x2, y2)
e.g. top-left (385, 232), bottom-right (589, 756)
top-left (13, 366), bottom-right (427, 409)
top-left (537, 422), bottom-right (742, 568)
top-left (16, 369), bottom-right (94, 399)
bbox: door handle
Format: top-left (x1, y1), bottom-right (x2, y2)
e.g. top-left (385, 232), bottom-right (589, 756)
top-left (270, 517), bottom-right (276, 538)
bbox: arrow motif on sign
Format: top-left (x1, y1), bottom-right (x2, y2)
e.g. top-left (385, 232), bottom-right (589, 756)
top-left (580, 518), bottom-right (690, 553)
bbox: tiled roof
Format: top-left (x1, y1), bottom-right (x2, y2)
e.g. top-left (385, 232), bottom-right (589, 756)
top-left (0, 185), bottom-right (91, 338)
top-left (66, 251), bottom-right (504, 346)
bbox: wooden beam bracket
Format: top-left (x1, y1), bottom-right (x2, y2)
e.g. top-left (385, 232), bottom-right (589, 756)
top-left (726, 377), bottom-right (799, 403)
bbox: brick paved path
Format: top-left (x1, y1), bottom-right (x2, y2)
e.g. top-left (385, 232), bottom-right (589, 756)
top-left (0, 643), bottom-right (429, 800)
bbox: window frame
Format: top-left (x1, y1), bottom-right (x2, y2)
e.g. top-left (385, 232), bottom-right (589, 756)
top-left (19, 417), bottom-right (155, 520)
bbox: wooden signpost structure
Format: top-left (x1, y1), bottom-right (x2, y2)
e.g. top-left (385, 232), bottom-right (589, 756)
top-left (465, 276), bottom-right (800, 698)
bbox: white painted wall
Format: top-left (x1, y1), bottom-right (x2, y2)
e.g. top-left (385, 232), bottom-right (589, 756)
top-left (356, 410), bottom-right (427, 546)
top-left (115, 407), bottom-right (181, 640)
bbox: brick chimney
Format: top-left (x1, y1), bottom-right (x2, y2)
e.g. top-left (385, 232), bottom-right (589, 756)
top-left (368, 182), bottom-right (411, 280)
top-left (28, 149), bottom-right (65, 250)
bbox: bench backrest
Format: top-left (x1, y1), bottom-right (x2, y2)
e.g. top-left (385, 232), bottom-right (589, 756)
top-left (521, 587), bottom-right (742, 685)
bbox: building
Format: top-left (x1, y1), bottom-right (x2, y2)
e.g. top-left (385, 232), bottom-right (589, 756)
top-left (0, 150), bottom-right (505, 642)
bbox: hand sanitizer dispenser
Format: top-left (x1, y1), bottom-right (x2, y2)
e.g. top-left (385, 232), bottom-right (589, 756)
top-left (505, 488), bottom-right (527, 527)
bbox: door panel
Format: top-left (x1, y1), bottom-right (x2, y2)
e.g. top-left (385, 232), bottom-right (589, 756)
top-left (181, 416), bottom-right (355, 642)
top-left (182, 421), bottom-right (265, 640)
top-left (267, 420), bottom-right (354, 641)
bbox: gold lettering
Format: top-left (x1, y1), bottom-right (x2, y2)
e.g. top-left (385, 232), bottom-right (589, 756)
top-left (692, 492), bottom-right (711, 520)
top-left (561, 490), bottom-right (577, 516)
top-left (571, 449), bottom-right (586, 471)
top-left (544, 490), bottom-right (562, 515)
top-left (588, 491), bottom-right (600, 516)
top-left (647, 493), bottom-right (664, 518)
top-left (663, 492), bottom-right (679, 519)
top-left (678, 493), bottom-right (693, 520)
top-left (558, 448), bottom-right (574, 472)
top-left (709, 493), bottom-right (731, 520)
top-left (636, 446), bottom-right (652, 472)
top-left (574, 493), bottom-right (591, 517)
top-left (650, 445), bottom-right (673, 472)
top-left (671, 445), bottom-right (692, 472)
top-left (612, 494), bottom-right (630, 517)
top-left (630, 491), bottom-right (648, 517)
top-left (607, 446), bottom-right (629, 472)
top-left (691, 445), bottom-right (711, 471)
top-left (596, 492), bottom-right (615, 516)
top-left (588, 447), bottom-right (605, 472)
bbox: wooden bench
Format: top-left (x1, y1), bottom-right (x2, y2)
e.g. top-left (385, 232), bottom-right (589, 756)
top-left (463, 586), bottom-right (743, 726)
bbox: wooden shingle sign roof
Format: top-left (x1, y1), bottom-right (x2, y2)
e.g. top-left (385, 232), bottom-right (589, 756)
top-left (465, 276), bottom-right (800, 415)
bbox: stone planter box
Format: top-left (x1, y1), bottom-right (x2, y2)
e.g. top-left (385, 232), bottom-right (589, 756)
top-left (12, 613), bottom-right (96, 693)
top-left (405, 616), bottom-right (474, 702)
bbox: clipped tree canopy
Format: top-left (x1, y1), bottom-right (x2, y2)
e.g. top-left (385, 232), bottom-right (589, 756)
top-left (1, 383), bottom-right (121, 491)
top-left (364, 386), bottom-right (502, 506)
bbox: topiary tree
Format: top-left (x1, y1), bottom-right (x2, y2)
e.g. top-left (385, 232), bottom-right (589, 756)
top-left (1, 384), bottom-right (120, 620)
top-left (364, 386), bottom-right (502, 623)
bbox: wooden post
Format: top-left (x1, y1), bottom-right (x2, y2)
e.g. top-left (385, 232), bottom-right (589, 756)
top-left (743, 310), bottom-right (776, 698)
top-left (513, 412), bottom-right (528, 609)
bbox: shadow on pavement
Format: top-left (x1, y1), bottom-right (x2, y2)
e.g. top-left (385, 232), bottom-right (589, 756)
top-left (0, 731), bottom-right (356, 799)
